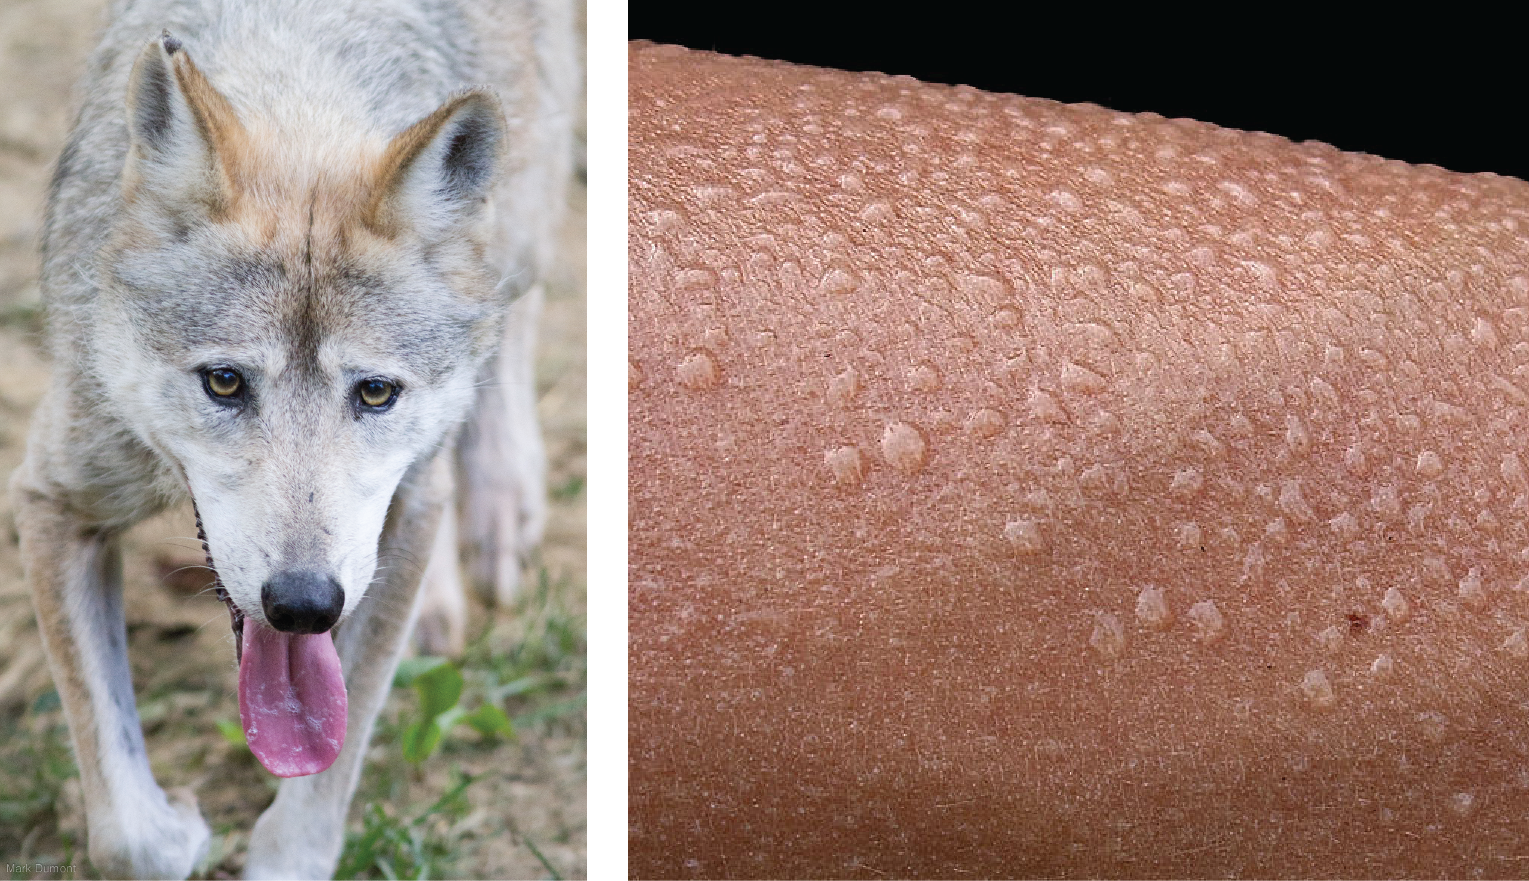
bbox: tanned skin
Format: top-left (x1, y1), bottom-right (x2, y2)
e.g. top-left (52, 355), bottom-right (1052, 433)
top-left (630, 42), bottom-right (1529, 879)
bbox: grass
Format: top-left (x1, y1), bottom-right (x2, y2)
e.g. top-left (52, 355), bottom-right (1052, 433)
top-left (334, 770), bottom-right (476, 880)
top-left (336, 563), bottom-right (586, 880)
top-left (0, 558), bottom-right (585, 880)
top-left (474, 568), bottom-right (587, 726)
top-left (0, 692), bottom-right (80, 879)
top-left (0, 301), bottom-right (44, 340)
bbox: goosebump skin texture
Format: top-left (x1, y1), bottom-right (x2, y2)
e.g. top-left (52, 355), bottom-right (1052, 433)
top-left (630, 42), bottom-right (1529, 878)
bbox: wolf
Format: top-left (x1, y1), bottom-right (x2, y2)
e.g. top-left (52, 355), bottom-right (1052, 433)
top-left (7, 0), bottom-right (575, 877)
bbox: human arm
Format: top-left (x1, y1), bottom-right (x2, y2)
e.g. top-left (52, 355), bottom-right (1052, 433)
top-left (629, 42), bottom-right (1529, 878)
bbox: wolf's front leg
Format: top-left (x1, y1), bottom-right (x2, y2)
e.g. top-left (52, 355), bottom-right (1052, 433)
top-left (415, 284), bottom-right (545, 655)
top-left (455, 282), bottom-right (548, 606)
top-left (242, 450), bottom-right (451, 880)
top-left (12, 485), bottom-right (210, 880)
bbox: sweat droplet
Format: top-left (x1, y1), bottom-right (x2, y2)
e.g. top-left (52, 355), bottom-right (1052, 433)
top-left (907, 363), bottom-right (941, 392)
top-left (824, 446), bottom-right (865, 486)
top-left (1188, 429), bottom-right (1225, 459)
top-left (1278, 480), bottom-right (1315, 521)
top-left (1028, 389), bottom-right (1068, 423)
top-left (958, 274), bottom-right (1009, 300)
top-left (1459, 567), bottom-right (1487, 610)
top-left (1301, 669), bottom-right (1336, 709)
top-left (989, 306), bottom-right (1022, 329)
top-left (818, 268), bottom-right (856, 295)
top-left (1473, 316), bottom-right (1499, 348)
top-left (827, 369), bottom-right (861, 407)
top-left (1328, 512), bottom-right (1359, 539)
top-left (1004, 518), bottom-right (1045, 555)
top-left (1419, 712), bottom-right (1449, 743)
top-left (1451, 792), bottom-right (1476, 816)
top-left (964, 408), bottom-right (1005, 438)
top-left (1169, 468), bottom-right (1205, 498)
top-left (1407, 503), bottom-right (1430, 534)
top-left (674, 268), bottom-right (716, 290)
top-left (1188, 600), bottom-right (1225, 644)
top-left (1089, 613), bottom-right (1126, 659)
top-left (701, 326), bottom-right (729, 349)
top-left (1285, 415), bottom-right (1310, 454)
top-left (1503, 629), bottom-right (1529, 659)
top-left (676, 351), bottom-right (719, 389)
top-left (881, 422), bottom-right (926, 473)
top-left (1416, 450), bottom-right (1444, 479)
top-left (1048, 189), bottom-right (1083, 212)
top-left (1371, 654), bottom-right (1395, 679)
top-left (1371, 484), bottom-right (1402, 520)
top-left (1424, 556), bottom-right (1451, 585)
top-left (1135, 585), bottom-right (1171, 630)
top-left (1382, 586), bottom-right (1411, 623)
top-left (1059, 361), bottom-right (1107, 395)
top-left (1503, 452), bottom-right (1528, 489)
top-left (1176, 521), bottom-right (1202, 551)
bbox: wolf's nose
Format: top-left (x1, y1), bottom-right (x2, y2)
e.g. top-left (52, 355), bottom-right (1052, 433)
top-left (261, 571), bottom-right (345, 634)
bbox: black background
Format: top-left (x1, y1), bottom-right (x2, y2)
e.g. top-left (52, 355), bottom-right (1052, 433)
top-left (631, 6), bottom-right (1526, 183)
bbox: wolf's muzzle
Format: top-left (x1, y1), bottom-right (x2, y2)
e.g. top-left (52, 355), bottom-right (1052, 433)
top-left (261, 571), bottom-right (345, 634)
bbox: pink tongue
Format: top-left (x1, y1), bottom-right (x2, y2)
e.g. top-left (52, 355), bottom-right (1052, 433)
top-left (238, 621), bottom-right (348, 777)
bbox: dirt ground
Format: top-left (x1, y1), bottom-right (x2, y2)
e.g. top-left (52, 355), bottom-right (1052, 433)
top-left (0, 1), bottom-right (586, 878)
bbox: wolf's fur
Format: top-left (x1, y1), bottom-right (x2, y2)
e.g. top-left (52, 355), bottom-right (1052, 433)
top-left (8, 0), bottom-right (575, 877)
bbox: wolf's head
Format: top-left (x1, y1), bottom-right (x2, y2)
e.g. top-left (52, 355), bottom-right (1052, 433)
top-left (93, 34), bottom-right (513, 775)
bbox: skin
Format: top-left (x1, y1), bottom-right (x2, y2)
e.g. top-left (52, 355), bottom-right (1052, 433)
top-left (628, 42), bottom-right (1529, 878)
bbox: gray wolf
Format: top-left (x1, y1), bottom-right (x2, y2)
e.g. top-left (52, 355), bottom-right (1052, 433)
top-left (8, 0), bottom-right (575, 877)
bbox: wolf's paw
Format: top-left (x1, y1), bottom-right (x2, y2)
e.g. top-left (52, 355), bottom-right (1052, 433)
top-left (244, 791), bottom-right (342, 880)
top-left (460, 479), bottom-right (538, 606)
top-left (414, 572), bottom-right (468, 656)
top-left (88, 786), bottom-right (210, 880)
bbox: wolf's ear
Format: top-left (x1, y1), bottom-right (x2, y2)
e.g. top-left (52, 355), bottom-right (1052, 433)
top-left (123, 32), bottom-right (245, 214)
top-left (366, 91), bottom-right (507, 239)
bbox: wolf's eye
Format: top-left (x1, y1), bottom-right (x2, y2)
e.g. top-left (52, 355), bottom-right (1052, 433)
top-left (356, 378), bottom-right (398, 410)
top-left (203, 368), bottom-right (244, 400)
